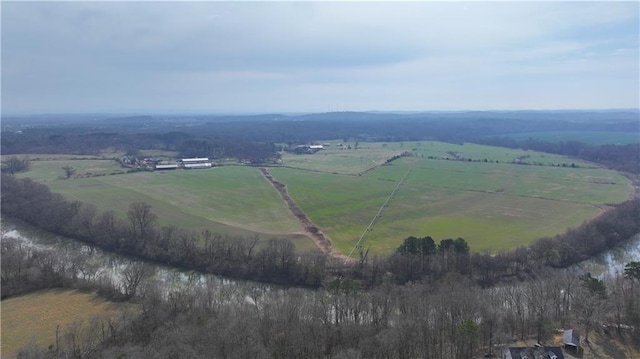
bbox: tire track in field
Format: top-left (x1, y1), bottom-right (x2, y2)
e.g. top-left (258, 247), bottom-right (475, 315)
top-left (348, 168), bottom-right (413, 258)
top-left (258, 167), bottom-right (352, 261)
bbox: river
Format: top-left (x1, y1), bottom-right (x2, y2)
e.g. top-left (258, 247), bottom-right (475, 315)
top-left (1, 216), bottom-right (274, 299)
top-left (2, 215), bottom-right (640, 293)
top-left (571, 232), bottom-right (640, 278)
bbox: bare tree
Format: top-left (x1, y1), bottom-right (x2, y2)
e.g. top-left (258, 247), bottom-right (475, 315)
top-left (120, 262), bottom-right (155, 299)
top-left (2, 156), bottom-right (29, 174)
top-left (62, 165), bottom-right (76, 179)
top-left (574, 273), bottom-right (608, 342)
top-left (127, 202), bottom-right (157, 250)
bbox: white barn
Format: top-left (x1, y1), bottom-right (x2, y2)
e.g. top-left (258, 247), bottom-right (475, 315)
top-left (181, 158), bottom-right (212, 169)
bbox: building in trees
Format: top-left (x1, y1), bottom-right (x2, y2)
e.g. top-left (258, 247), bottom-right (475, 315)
top-left (503, 346), bottom-right (565, 359)
top-left (562, 329), bottom-right (580, 352)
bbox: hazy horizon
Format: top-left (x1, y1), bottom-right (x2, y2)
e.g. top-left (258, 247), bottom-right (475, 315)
top-left (2, 2), bottom-right (639, 114)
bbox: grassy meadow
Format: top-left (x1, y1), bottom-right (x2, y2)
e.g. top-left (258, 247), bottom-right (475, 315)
top-left (0, 290), bottom-right (126, 358)
top-left (44, 166), bottom-right (314, 249)
top-left (12, 141), bottom-right (633, 255)
top-left (274, 141), bottom-right (632, 254)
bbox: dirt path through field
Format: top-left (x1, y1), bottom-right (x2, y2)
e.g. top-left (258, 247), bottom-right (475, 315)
top-left (258, 167), bottom-right (353, 262)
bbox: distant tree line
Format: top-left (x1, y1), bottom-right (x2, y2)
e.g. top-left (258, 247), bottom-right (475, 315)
top-left (3, 112), bottom-right (638, 173)
top-left (1, 131), bottom-right (278, 163)
top-left (472, 137), bottom-right (640, 174)
top-left (3, 173), bottom-right (639, 291)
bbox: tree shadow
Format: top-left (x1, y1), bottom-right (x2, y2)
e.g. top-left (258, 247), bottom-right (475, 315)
top-left (562, 346), bottom-right (583, 359)
top-left (600, 337), bottom-right (631, 359)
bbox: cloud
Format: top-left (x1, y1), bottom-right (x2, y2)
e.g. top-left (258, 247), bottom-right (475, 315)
top-left (1, 1), bottom-right (638, 113)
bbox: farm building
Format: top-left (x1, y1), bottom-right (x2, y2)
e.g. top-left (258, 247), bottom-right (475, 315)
top-left (155, 164), bottom-right (178, 170)
top-left (292, 145), bottom-right (324, 154)
top-left (562, 329), bottom-right (580, 352)
top-left (503, 346), bottom-right (564, 359)
top-left (180, 158), bottom-right (212, 169)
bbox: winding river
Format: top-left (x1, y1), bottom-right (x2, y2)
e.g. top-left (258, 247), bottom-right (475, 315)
top-left (1, 216), bottom-right (274, 298)
top-left (2, 215), bottom-right (639, 294)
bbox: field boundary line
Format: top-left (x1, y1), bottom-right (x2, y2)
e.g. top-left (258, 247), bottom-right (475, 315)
top-left (257, 167), bottom-right (353, 261)
top-left (348, 168), bottom-right (412, 258)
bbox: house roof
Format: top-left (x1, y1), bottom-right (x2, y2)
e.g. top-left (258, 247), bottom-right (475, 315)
top-left (504, 346), bottom-right (565, 359)
top-left (182, 157), bottom-right (209, 162)
top-left (562, 329), bottom-right (580, 348)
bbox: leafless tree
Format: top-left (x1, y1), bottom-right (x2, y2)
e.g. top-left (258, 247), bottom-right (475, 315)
top-left (127, 202), bottom-right (157, 250)
top-left (120, 262), bottom-right (155, 299)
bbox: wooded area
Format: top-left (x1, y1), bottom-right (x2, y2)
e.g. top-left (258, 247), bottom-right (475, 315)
top-left (4, 227), bottom-right (640, 358)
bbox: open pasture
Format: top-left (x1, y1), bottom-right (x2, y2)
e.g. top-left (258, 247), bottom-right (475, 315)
top-left (45, 166), bottom-right (313, 249)
top-left (271, 141), bottom-right (632, 254)
top-left (281, 141), bottom-right (406, 175)
top-left (282, 141), bottom-right (600, 175)
top-left (16, 141), bottom-right (633, 255)
top-left (11, 155), bottom-right (126, 182)
top-left (1, 290), bottom-right (125, 357)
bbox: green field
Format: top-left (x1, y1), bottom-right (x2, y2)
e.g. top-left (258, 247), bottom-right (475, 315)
top-left (14, 156), bottom-right (126, 182)
top-left (0, 290), bottom-right (125, 357)
top-left (13, 141), bottom-right (634, 255)
top-left (273, 141), bottom-right (632, 254)
top-left (44, 166), bottom-right (315, 250)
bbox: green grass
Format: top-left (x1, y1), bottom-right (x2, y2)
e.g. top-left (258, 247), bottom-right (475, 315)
top-left (46, 167), bottom-right (312, 248)
top-left (280, 140), bottom-right (426, 174)
top-left (15, 141), bottom-right (634, 255)
top-left (1, 290), bottom-right (126, 357)
top-left (15, 158), bottom-right (126, 182)
top-left (270, 141), bottom-right (632, 254)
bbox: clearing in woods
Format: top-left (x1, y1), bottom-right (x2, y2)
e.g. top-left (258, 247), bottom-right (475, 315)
top-left (0, 290), bottom-right (129, 357)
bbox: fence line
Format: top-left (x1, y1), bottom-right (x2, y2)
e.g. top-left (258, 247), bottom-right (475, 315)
top-left (348, 168), bottom-right (413, 258)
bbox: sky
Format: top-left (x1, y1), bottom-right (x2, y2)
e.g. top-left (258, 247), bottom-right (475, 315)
top-left (2, 1), bottom-right (639, 114)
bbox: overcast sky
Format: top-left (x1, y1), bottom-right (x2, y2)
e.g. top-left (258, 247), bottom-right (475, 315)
top-left (2, 1), bottom-right (638, 114)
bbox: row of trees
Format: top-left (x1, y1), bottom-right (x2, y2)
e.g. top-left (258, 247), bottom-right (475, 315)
top-left (0, 174), bottom-right (327, 287)
top-left (472, 137), bottom-right (640, 174)
top-left (3, 171), bottom-right (639, 291)
top-left (0, 233), bottom-right (155, 300)
top-left (1, 131), bottom-right (279, 164)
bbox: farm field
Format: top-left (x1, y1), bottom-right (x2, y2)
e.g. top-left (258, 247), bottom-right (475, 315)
top-left (14, 141), bottom-right (634, 255)
top-left (273, 141), bottom-right (633, 254)
top-left (0, 290), bottom-right (127, 357)
top-left (43, 166), bottom-right (314, 250)
top-left (14, 156), bottom-right (126, 182)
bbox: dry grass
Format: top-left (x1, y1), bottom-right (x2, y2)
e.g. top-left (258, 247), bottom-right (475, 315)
top-left (0, 289), bottom-right (125, 358)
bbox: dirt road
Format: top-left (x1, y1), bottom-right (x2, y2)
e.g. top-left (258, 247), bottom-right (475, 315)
top-left (258, 167), bottom-right (353, 262)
